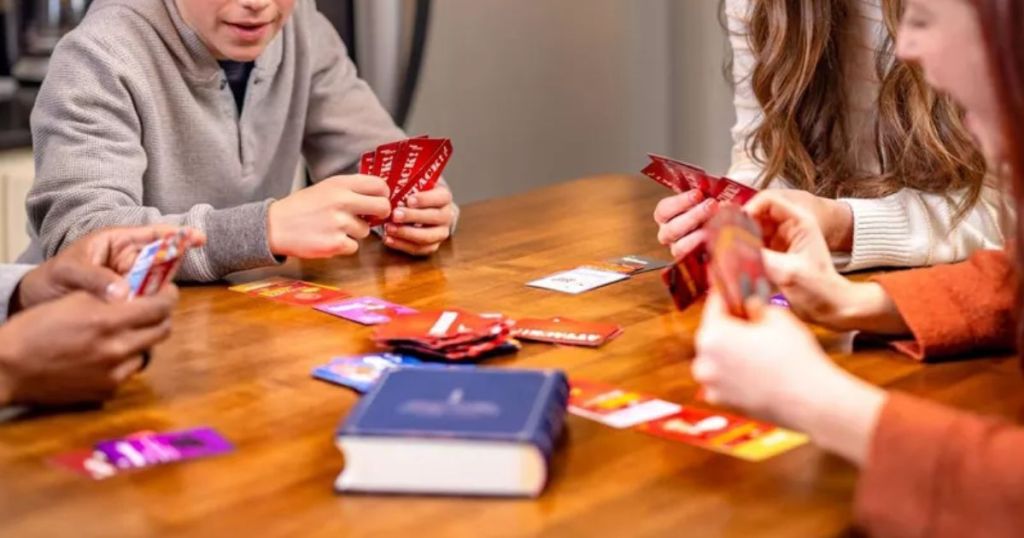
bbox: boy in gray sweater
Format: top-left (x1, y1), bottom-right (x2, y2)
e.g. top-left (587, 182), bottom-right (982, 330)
top-left (23, 0), bottom-right (457, 282)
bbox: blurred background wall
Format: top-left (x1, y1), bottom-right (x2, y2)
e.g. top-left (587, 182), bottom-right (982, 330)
top-left (407, 0), bottom-right (736, 204)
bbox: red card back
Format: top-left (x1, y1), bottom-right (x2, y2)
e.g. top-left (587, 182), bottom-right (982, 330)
top-left (706, 204), bottom-right (771, 318)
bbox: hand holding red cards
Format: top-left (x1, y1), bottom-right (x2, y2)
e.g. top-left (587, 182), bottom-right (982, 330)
top-left (693, 289), bottom-right (886, 450)
top-left (360, 137), bottom-right (457, 256)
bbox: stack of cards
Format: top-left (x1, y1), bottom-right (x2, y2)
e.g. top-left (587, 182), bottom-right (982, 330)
top-left (313, 353), bottom-right (427, 393)
top-left (527, 255), bottom-right (670, 295)
top-left (569, 380), bottom-right (807, 461)
top-left (229, 278), bottom-right (351, 308)
top-left (50, 427), bottom-right (234, 480)
top-left (314, 296), bottom-right (418, 326)
top-left (372, 309), bottom-right (520, 362)
top-left (126, 229), bottom-right (193, 298)
top-left (511, 317), bottom-right (623, 348)
top-left (360, 136), bottom-right (453, 225)
top-left (640, 154), bottom-right (761, 311)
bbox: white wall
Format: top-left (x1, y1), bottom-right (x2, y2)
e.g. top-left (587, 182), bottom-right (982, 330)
top-left (407, 0), bottom-right (736, 204)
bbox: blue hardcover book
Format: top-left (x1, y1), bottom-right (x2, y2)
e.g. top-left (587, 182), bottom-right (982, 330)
top-left (335, 367), bottom-right (569, 497)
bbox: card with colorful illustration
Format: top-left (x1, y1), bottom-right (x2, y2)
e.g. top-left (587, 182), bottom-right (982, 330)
top-left (527, 267), bottom-right (629, 295)
top-left (706, 205), bottom-right (771, 319)
top-left (229, 278), bottom-right (350, 307)
top-left (512, 317), bottom-right (623, 347)
top-left (662, 249), bottom-right (710, 311)
top-left (312, 353), bottom-right (425, 393)
top-left (568, 380), bottom-right (682, 429)
top-left (126, 229), bottom-right (193, 298)
top-left (635, 407), bottom-right (808, 461)
top-left (315, 296), bottom-right (418, 325)
top-left (51, 427), bottom-right (233, 479)
top-left (642, 154), bottom-right (758, 205)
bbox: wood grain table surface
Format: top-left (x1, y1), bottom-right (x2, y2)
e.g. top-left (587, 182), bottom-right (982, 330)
top-left (1, 175), bottom-right (1021, 538)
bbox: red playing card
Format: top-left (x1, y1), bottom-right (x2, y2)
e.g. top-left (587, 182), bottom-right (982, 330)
top-left (706, 177), bottom-right (758, 206)
top-left (372, 141), bottom-right (404, 179)
top-left (511, 317), bottom-right (623, 347)
top-left (392, 138), bottom-right (453, 205)
top-left (359, 151), bottom-right (376, 176)
top-left (229, 278), bottom-right (351, 307)
top-left (641, 160), bottom-right (680, 192)
top-left (635, 407), bottom-right (808, 461)
top-left (648, 154), bottom-right (714, 193)
top-left (705, 204), bottom-right (771, 319)
top-left (662, 248), bottom-right (710, 311)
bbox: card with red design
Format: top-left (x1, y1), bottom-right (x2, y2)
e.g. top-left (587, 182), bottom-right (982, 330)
top-left (568, 379), bottom-right (681, 429)
top-left (359, 136), bottom-right (453, 226)
top-left (706, 205), bottom-right (772, 319)
top-left (229, 278), bottom-right (350, 307)
top-left (126, 229), bottom-right (195, 298)
top-left (315, 296), bottom-right (418, 325)
top-left (372, 309), bottom-right (519, 362)
top-left (635, 406), bottom-right (808, 462)
top-left (511, 317), bottom-right (623, 347)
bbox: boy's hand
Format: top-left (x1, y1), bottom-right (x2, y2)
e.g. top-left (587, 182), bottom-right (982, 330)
top-left (384, 184), bottom-right (456, 256)
top-left (267, 175), bottom-right (391, 258)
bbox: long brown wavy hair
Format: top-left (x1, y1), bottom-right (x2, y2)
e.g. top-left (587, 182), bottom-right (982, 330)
top-left (730, 0), bottom-right (987, 215)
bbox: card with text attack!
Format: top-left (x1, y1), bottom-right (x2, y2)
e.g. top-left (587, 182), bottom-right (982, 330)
top-left (359, 136), bottom-right (453, 226)
top-left (705, 204), bottom-right (772, 319)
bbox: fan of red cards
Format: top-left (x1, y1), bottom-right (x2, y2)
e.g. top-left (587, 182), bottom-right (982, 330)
top-left (360, 136), bottom-right (453, 226)
top-left (641, 154), bottom-right (770, 317)
top-left (371, 309), bottom-right (521, 362)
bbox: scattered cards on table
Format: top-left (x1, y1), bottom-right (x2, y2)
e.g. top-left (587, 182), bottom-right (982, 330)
top-left (528, 254), bottom-right (670, 295)
top-left (315, 296), bottom-right (418, 325)
top-left (229, 278), bottom-right (350, 307)
top-left (511, 317), bottom-right (623, 348)
top-left (313, 353), bottom-right (426, 393)
top-left (372, 309), bottom-right (520, 362)
top-left (360, 136), bottom-right (453, 226)
top-left (568, 379), bottom-right (807, 461)
top-left (127, 229), bottom-right (193, 298)
top-left (50, 427), bottom-right (233, 480)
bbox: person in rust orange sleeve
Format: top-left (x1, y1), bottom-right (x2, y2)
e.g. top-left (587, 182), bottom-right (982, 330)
top-left (692, 0), bottom-right (1024, 536)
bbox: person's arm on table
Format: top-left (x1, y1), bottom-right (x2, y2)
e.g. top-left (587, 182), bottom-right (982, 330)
top-left (298, 4), bottom-right (458, 256)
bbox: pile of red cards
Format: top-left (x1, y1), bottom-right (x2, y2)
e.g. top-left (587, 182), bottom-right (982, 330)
top-left (372, 309), bottom-right (520, 362)
top-left (640, 154), bottom-right (761, 311)
top-left (361, 136), bottom-right (453, 225)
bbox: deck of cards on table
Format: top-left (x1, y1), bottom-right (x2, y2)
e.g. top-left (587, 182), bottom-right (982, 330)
top-left (360, 136), bottom-right (453, 225)
top-left (372, 309), bottom-right (520, 361)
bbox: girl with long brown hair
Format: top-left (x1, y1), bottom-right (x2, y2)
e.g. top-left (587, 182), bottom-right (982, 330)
top-left (695, 0), bottom-right (1024, 535)
top-left (655, 0), bottom-right (1007, 271)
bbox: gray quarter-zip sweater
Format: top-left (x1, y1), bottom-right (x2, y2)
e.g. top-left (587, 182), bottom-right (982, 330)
top-left (23, 0), bottom-right (410, 281)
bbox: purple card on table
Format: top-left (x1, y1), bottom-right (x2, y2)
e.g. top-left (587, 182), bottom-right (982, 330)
top-left (93, 427), bottom-right (234, 470)
top-left (314, 296), bottom-right (418, 325)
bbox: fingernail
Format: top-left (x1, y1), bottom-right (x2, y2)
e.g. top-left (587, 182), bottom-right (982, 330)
top-left (692, 190), bottom-right (704, 202)
top-left (106, 281), bottom-right (130, 302)
top-left (393, 209), bottom-right (406, 222)
top-left (407, 196), bottom-right (418, 207)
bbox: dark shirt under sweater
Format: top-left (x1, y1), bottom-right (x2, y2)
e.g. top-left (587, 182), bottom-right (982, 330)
top-left (219, 60), bottom-right (255, 112)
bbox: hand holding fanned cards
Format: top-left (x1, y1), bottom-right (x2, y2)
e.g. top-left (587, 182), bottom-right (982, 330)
top-left (360, 136), bottom-right (453, 226)
top-left (372, 309), bottom-right (520, 362)
top-left (126, 229), bottom-right (197, 298)
top-left (640, 154), bottom-right (762, 311)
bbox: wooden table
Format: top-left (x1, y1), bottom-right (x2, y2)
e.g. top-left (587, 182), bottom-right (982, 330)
top-left (2, 175), bottom-right (1022, 538)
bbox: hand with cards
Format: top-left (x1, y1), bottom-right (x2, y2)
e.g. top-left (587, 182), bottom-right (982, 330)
top-left (372, 309), bottom-right (520, 361)
top-left (360, 137), bottom-right (457, 256)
